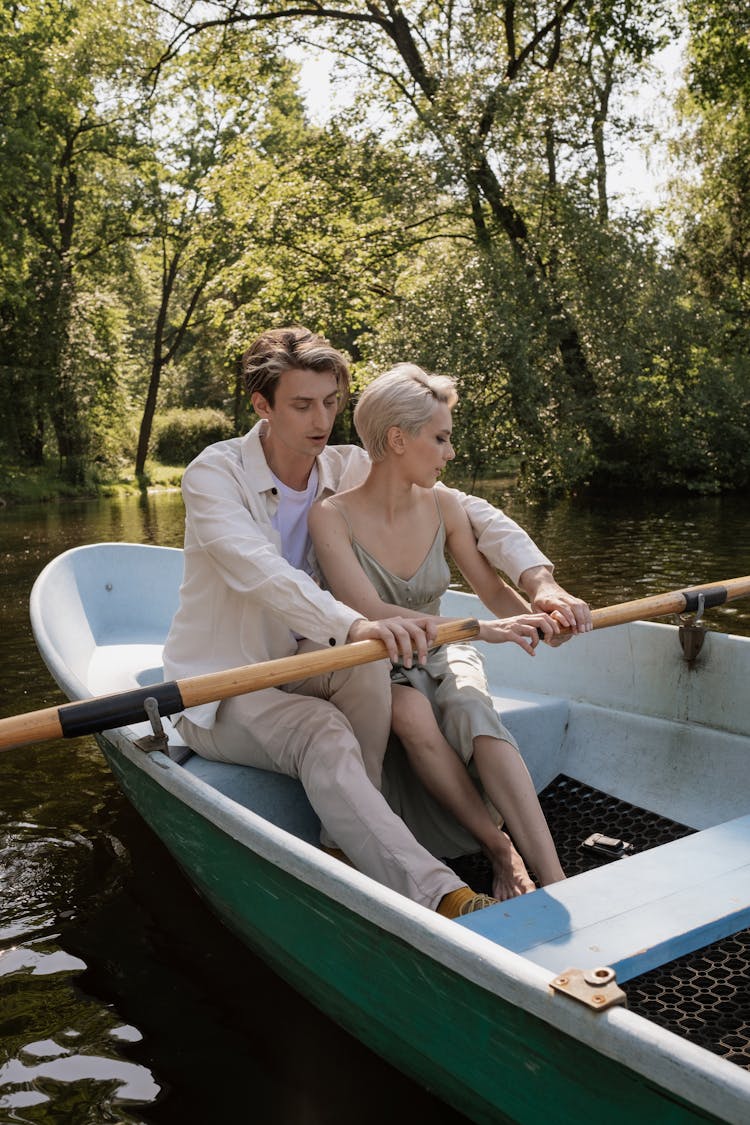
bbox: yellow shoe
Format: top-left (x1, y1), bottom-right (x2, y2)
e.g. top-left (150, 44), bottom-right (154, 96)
top-left (436, 887), bottom-right (499, 919)
top-left (321, 845), bottom-right (355, 868)
top-left (457, 892), bottom-right (499, 916)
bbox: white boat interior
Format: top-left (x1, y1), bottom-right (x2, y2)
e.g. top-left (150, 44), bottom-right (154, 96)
top-left (30, 541), bottom-right (750, 1077)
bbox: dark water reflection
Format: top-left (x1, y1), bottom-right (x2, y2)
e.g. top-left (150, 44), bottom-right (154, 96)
top-left (470, 486), bottom-right (750, 637)
top-left (0, 488), bottom-right (748, 1123)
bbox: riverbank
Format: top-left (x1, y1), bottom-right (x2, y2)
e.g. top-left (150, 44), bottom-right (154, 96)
top-left (0, 460), bottom-right (514, 507)
top-left (0, 461), bottom-right (184, 505)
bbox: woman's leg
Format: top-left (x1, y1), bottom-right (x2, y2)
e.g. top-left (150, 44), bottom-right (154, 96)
top-left (472, 735), bottom-right (565, 886)
top-left (392, 685), bottom-right (532, 900)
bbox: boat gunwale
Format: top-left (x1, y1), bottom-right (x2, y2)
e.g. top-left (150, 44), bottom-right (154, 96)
top-left (28, 542), bottom-right (750, 1124)
top-left (101, 718), bottom-right (750, 1125)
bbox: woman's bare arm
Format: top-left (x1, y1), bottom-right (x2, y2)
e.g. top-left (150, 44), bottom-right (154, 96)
top-left (441, 490), bottom-right (530, 615)
top-left (440, 490), bottom-right (562, 652)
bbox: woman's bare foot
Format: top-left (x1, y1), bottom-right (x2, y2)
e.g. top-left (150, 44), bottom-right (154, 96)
top-left (487, 831), bottom-right (535, 900)
top-left (508, 837), bottom-right (536, 893)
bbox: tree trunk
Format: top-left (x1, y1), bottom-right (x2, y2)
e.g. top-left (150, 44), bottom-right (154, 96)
top-left (592, 72), bottom-right (613, 226)
top-left (135, 309), bottom-right (169, 479)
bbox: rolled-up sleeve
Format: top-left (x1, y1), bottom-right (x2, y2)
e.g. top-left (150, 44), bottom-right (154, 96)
top-left (444, 486), bottom-right (552, 586)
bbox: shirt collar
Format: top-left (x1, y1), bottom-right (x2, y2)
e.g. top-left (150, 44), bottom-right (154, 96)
top-left (240, 419), bottom-right (276, 493)
top-left (241, 417), bottom-right (336, 498)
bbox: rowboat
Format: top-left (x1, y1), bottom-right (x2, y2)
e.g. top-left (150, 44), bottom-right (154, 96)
top-left (20, 542), bottom-right (750, 1123)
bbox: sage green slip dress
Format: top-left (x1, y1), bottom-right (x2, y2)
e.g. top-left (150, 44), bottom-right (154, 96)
top-left (328, 496), bottom-right (519, 860)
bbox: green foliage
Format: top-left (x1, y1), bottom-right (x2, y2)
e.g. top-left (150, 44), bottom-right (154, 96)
top-left (204, 121), bottom-right (446, 364)
top-left (685, 1), bottom-right (750, 107)
top-left (0, 0), bottom-right (748, 499)
top-left (358, 241), bottom-right (548, 483)
top-left (0, 0), bottom-right (156, 474)
top-left (152, 408), bottom-right (235, 465)
top-left (671, 4), bottom-right (750, 350)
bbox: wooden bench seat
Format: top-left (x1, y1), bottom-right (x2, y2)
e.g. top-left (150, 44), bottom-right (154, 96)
top-left (457, 814), bottom-right (750, 982)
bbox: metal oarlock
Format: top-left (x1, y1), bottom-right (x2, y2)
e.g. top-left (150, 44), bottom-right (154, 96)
top-left (678, 591), bottom-right (707, 665)
top-left (135, 696), bottom-right (170, 754)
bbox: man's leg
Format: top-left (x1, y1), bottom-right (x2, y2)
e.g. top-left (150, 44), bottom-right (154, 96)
top-left (177, 684), bottom-right (466, 910)
top-left (286, 640), bottom-right (390, 789)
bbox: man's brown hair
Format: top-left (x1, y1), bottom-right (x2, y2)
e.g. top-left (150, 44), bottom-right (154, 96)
top-left (242, 326), bottom-right (350, 411)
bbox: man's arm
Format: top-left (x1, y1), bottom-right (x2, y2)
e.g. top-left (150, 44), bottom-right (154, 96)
top-left (442, 486), bottom-right (551, 583)
top-left (443, 486), bottom-right (592, 633)
top-left (517, 565), bottom-right (591, 633)
top-left (183, 455), bottom-right (359, 647)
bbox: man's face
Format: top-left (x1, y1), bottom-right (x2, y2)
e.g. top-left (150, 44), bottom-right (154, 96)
top-left (252, 367), bottom-right (340, 463)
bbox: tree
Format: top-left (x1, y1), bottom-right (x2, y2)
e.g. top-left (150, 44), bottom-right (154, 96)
top-left (131, 46), bottom-right (371, 451)
top-left (0, 0), bottom-right (156, 479)
top-left (150, 0), bottom-right (677, 489)
top-left (675, 2), bottom-right (750, 335)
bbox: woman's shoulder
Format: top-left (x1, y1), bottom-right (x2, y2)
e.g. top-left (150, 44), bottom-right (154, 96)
top-left (310, 490), bottom-right (356, 530)
top-left (434, 483), bottom-right (467, 528)
top-left (315, 487), bottom-right (359, 514)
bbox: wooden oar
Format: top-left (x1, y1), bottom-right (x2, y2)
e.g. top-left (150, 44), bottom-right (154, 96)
top-left (581, 575), bottom-right (750, 632)
top-left (0, 618), bottom-right (480, 753)
top-left (1, 576), bottom-right (748, 755)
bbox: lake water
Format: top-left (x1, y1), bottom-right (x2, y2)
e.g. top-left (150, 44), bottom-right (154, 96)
top-left (1, 487), bottom-right (749, 1123)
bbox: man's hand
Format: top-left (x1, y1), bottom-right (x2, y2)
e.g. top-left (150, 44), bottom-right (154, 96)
top-left (518, 566), bottom-right (592, 633)
top-left (347, 616), bottom-right (439, 667)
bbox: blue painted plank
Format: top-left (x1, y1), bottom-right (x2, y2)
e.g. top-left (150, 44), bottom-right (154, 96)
top-left (458, 814), bottom-right (750, 982)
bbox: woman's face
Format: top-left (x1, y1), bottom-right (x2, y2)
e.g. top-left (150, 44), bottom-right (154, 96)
top-left (400, 401), bottom-right (455, 484)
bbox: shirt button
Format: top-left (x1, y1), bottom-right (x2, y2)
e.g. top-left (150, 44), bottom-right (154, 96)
top-left (328, 637), bottom-right (336, 646)
top-left (271, 487), bottom-right (278, 495)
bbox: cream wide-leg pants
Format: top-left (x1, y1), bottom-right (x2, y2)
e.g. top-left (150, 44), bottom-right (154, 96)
top-left (176, 642), bottom-right (464, 909)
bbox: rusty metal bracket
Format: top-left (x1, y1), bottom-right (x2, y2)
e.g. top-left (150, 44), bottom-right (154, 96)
top-left (550, 966), bottom-right (627, 1011)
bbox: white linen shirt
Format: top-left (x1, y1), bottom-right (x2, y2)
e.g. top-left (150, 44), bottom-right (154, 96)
top-left (162, 419), bottom-right (551, 728)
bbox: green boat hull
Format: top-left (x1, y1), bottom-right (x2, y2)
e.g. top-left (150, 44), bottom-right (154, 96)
top-left (102, 739), bottom-right (724, 1125)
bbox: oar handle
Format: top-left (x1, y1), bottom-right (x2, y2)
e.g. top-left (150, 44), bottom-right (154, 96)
top-left (0, 618), bottom-right (480, 753)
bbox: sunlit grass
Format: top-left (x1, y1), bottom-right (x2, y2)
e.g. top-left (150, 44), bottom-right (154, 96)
top-left (0, 461), bottom-right (184, 505)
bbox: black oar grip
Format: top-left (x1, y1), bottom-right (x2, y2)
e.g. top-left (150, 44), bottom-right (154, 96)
top-left (58, 682), bottom-right (185, 739)
top-left (681, 586), bottom-right (727, 613)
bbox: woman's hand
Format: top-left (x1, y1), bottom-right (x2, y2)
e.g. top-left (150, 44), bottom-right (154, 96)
top-left (477, 612), bottom-right (561, 655)
top-left (347, 615), bottom-right (440, 667)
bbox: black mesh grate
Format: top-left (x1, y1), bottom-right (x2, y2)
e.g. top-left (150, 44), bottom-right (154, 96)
top-left (537, 774), bottom-right (696, 873)
top-left (446, 775), bottom-right (750, 1069)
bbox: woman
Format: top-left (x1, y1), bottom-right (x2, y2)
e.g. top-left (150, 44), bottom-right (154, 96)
top-left (308, 363), bottom-right (566, 901)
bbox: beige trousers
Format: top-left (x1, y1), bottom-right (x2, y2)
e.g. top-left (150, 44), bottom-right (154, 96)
top-left (176, 642), bottom-right (463, 909)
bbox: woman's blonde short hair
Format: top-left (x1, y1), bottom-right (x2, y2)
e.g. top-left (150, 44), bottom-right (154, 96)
top-left (354, 363), bottom-right (457, 462)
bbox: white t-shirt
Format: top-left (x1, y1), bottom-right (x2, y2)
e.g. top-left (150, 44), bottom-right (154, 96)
top-left (270, 464), bottom-right (319, 575)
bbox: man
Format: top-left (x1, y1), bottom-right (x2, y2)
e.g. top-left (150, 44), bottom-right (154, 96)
top-left (163, 326), bottom-right (590, 919)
